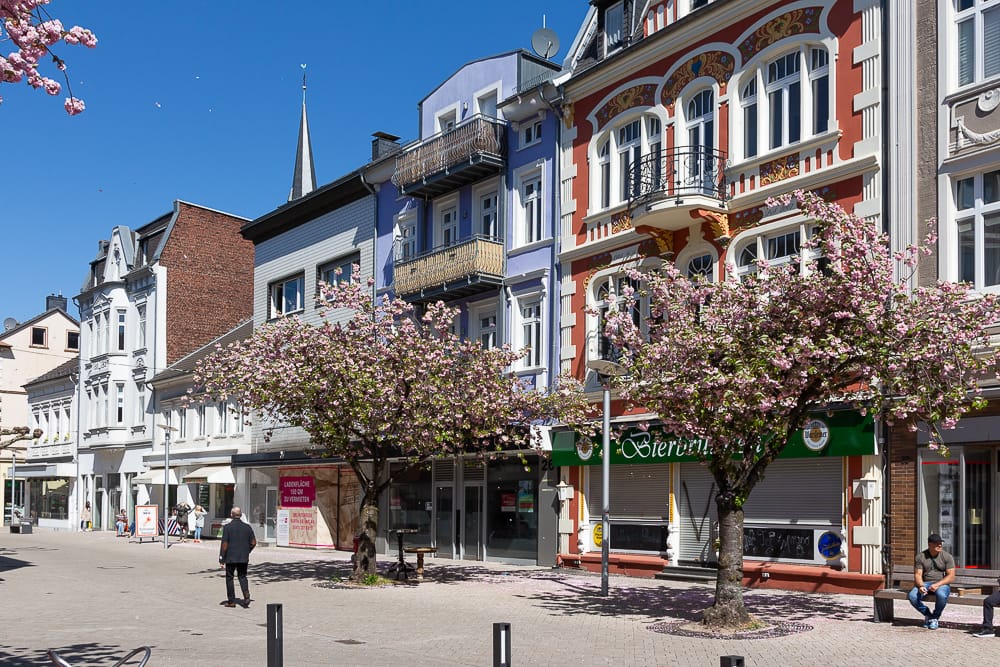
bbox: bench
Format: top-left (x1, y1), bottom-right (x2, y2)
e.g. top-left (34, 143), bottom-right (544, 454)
top-left (873, 564), bottom-right (1000, 622)
top-left (403, 547), bottom-right (438, 579)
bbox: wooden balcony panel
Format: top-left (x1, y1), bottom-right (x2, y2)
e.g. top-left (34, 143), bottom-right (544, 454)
top-left (392, 116), bottom-right (507, 194)
top-left (395, 236), bottom-right (505, 297)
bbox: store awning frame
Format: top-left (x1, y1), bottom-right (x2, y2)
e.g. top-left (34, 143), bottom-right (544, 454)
top-left (182, 465), bottom-right (235, 484)
top-left (133, 468), bottom-right (179, 485)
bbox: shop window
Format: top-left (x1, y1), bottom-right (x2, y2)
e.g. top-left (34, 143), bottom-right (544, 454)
top-left (919, 446), bottom-right (992, 567)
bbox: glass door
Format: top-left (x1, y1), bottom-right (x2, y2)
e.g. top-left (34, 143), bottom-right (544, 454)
top-left (462, 483), bottom-right (484, 561)
top-left (434, 485), bottom-right (454, 558)
top-left (920, 446), bottom-right (993, 568)
top-left (265, 486), bottom-right (278, 541)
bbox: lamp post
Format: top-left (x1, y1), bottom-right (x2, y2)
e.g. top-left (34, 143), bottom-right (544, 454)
top-left (586, 359), bottom-right (626, 597)
top-left (9, 449), bottom-right (16, 527)
top-left (158, 423), bottom-right (178, 549)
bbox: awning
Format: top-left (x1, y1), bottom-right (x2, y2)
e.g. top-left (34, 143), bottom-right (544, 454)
top-left (182, 466), bottom-right (235, 484)
top-left (15, 463), bottom-right (76, 478)
top-left (133, 468), bottom-right (179, 485)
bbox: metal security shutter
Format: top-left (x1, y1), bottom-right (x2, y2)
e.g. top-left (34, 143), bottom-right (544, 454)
top-left (677, 463), bottom-right (718, 563)
top-left (588, 464), bottom-right (670, 520)
top-left (743, 458), bottom-right (841, 525)
top-left (677, 458), bottom-right (843, 563)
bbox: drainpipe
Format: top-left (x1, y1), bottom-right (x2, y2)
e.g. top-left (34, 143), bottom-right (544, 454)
top-left (359, 170), bottom-right (378, 307)
top-left (72, 295), bottom-right (84, 531)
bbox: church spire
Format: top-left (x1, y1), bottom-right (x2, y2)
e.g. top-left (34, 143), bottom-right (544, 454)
top-left (288, 64), bottom-right (316, 202)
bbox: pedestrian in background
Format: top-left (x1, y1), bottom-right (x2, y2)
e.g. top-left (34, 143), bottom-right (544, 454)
top-left (219, 506), bottom-right (257, 608)
top-left (193, 505), bottom-right (206, 543)
top-left (115, 509), bottom-right (127, 536)
top-left (174, 502), bottom-right (191, 542)
top-left (80, 502), bottom-right (92, 531)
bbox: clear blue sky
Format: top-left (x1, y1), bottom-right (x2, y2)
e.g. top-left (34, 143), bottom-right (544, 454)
top-left (1, 1), bottom-right (587, 324)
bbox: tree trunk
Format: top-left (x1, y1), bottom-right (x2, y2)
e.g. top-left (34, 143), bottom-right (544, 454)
top-left (702, 495), bottom-right (752, 628)
top-left (352, 498), bottom-right (380, 580)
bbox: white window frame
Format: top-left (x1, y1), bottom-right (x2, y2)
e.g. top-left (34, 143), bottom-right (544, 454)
top-left (397, 210), bottom-right (417, 260)
top-left (177, 407), bottom-right (187, 439)
top-left (436, 104), bottom-right (460, 134)
top-left (955, 168), bottom-right (1000, 291)
top-left (472, 302), bottom-right (499, 350)
top-left (520, 119), bottom-right (543, 149)
top-left (134, 382), bottom-right (145, 426)
top-left (116, 309), bottom-right (126, 352)
top-left (136, 302), bottom-right (147, 349)
top-left (589, 269), bottom-right (649, 364)
top-left (435, 197), bottom-right (459, 248)
top-left (728, 216), bottom-right (821, 280)
top-left (475, 181), bottom-right (500, 239)
top-left (605, 1), bottom-right (625, 56)
top-left (618, 118), bottom-right (642, 202)
top-left (740, 76), bottom-right (759, 160)
top-left (196, 404), bottom-right (206, 437)
top-left (319, 252), bottom-right (360, 291)
top-left (268, 274), bottom-right (305, 319)
top-left (115, 382), bottom-right (125, 424)
top-left (217, 402), bottom-right (229, 435)
top-left (591, 110), bottom-right (666, 212)
top-left (515, 294), bottom-right (544, 370)
top-left (954, 0), bottom-right (1000, 88)
top-left (513, 167), bottom-right (545, 247)
top-left (473, 82), bottom-right (502, 119)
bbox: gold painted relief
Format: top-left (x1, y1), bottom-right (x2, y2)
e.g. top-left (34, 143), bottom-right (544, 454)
top-left (739, 7), bottom-right (823, 63)
top-left (660, 51), bottom-right (735, 113)
top-left (594, 84), bottom-right (658, 130)
top-left (759, 153), bottom-right (800, 186)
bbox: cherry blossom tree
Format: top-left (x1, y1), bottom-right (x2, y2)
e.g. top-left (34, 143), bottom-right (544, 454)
top-left (1, 1), bottom-right (97, 114)
top-left (607, 191), bottom-right (1000, 629)
top-left (196, 271), bottom-right (590, 580)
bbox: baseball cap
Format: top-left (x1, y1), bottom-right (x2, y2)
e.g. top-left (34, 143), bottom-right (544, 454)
top-left (928, 533), bottom-right (943, 544)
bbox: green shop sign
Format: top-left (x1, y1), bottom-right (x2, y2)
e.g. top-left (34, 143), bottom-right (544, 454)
top-left (550, 411), bottom-right (875, 467)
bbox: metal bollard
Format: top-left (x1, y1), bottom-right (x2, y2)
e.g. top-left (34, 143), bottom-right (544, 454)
top-left (720, 656), bottom-right (745, 667)
top-left (267, 603), bottom-right (283, 667)
top-left (493, 622), bottom-right (511, 667)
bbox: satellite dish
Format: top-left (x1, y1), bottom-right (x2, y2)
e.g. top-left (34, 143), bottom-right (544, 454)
top-left (531, 27), bottom-right (560, 59)
top-left (3, 317), bottom-right (17, 331)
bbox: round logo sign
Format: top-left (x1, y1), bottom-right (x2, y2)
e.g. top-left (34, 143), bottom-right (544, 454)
top-left (817, 531), bottom-right (843, 560)
top-left (803, 419), bottom-right (830, 452)
top-left (576, 439), bottom-right (594, 462)
top-left (592, 523), bottom-right (603, 547)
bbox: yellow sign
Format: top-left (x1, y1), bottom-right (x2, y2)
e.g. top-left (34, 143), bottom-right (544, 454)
top-left (593, 523), bottom-right (603, 547)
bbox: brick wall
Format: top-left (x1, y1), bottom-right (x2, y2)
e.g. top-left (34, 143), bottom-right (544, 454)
top-left (888, 426), bottom-right (917, 569)
top-left (159, 202), bottom-right (254, 364)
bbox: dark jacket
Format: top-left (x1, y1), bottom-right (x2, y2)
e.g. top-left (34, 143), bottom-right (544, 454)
top-left (220, 519), bottom-right (257, 564)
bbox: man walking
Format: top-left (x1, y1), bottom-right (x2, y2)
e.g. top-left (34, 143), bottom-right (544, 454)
top-left (907, 533), bottom-right (955, 629)
top-left (219, 507), bottom-right (257, 608)
top-left (973, 587), bottom-right (1000, 637)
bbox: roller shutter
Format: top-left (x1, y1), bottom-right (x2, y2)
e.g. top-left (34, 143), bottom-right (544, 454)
top-left (587, 464), bottom-right (670, 520)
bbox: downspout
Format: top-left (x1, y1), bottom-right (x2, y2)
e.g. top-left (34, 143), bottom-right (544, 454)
top-left (879, 0), bottom-right (892, 586)
top-left (359, 170), bottom-right (378, 307)
top-left (72, 295), bottom-right (83, 531)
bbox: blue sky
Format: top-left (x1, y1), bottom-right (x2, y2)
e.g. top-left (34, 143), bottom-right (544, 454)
top-left (1, 1), bottom-right (587, 324)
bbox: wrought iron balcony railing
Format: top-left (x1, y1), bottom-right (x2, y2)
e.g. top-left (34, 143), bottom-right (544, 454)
top-left (627, 146), bottom-right (728, 208)
top-left (394, 235), bottom-right (505, 299)
top-left (392, 115), bottom-right (506, 197)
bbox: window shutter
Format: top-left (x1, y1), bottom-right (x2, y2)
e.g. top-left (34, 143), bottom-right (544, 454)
top-left (588, 464), bottom-right (670, 519)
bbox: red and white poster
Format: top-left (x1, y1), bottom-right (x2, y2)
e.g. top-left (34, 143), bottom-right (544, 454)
top-left (135, 505), bottom-right (158, 538)
top-left (280, 476), bottom-right (315, 507)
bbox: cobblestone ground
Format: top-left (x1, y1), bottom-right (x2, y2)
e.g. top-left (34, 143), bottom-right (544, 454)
top-left (0, 529), bottom-right (994, 666)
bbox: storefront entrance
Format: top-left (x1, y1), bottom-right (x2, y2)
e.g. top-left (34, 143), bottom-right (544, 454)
top-left (919, 445), bottom-right (993, 568)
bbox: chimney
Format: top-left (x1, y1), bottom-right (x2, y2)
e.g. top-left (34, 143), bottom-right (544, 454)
top-left (371, 131), bottom-right (401, 161)
top-left (46, 293), bottom-right (68, 312)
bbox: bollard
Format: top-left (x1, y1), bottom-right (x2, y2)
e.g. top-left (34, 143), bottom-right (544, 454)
top-left (720, 656), bottom-right (745, 667)
top-left (267, 603), bottom-right (283, 667)
top-left (493, 622), bottom-right (511, 667)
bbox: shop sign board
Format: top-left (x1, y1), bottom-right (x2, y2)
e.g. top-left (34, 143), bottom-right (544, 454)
top-left (276, 509), bottom-right (290, 547)
top-left (551, 412), bottom-right (875, 467)
top-left (135, 505), bottom-right (159, 539)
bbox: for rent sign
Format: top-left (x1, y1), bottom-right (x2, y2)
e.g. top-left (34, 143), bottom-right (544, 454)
top-left (280, 476), bottom-right (315, 507)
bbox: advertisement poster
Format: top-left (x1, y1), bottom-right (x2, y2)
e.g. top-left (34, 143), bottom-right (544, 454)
top-left (517, 481), bottom-right (534, 513)
top-left (501, 493), bottom-right (516, 512)
top-left (135, 505), bottom-right (159, 539)
top-left (276, 509), bottom-right (290, 547)
top-left (280, 476), bottom-right (315, 507)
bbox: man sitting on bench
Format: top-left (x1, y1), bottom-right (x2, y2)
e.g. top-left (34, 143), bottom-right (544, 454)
top-left (908, 533), bottom-right (955, 630)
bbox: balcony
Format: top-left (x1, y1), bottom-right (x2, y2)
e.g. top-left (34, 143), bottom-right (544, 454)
top-left (394, 235), bottom-right (505, 303)
top-left (627, 147), bottom-right (728, 234)
top-left (392, 115), bottom-right (506, 198)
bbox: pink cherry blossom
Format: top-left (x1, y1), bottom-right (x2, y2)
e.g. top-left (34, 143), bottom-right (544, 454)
top-left (1, 1), bottom-right (97, 113)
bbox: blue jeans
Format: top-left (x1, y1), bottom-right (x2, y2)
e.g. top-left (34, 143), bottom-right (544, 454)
top-left (194, 526), bottom-right (202, 540)
top-left (908, 584), bottom-right (951, 620)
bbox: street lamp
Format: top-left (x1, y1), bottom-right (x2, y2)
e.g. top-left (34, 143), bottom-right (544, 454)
top-left (157, 423), bottom-right (178, 549)
top-left (586, 358), bottom-right (626, 597)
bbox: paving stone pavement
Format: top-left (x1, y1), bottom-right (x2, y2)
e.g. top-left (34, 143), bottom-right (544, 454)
top-left (0, 529), bottom-right (996, 666)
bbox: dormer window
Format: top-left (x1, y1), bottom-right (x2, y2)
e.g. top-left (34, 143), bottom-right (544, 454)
top-left (605, 2), bottom-right (624, 55)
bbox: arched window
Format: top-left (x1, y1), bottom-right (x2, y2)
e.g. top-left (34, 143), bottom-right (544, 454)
top-left (687, 254), bottom-right (714, 280)
top-left (738, 44), bottom-right (832, 156)
top-left (592, 112), bottom-right (665, 211)
top-left (595, 274), bottom-right (642, 361)
top-left (684, 89), bottom-right (716, 195)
